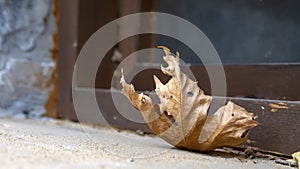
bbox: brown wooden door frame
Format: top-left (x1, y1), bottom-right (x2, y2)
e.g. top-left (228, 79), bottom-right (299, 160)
top-left (57, 0), bottom-right (300, 154)
top-left (57, 0), bottom-right (79, 119)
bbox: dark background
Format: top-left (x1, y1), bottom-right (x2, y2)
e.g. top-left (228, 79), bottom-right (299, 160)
top-left (157, 0), bottom-right (300, 64)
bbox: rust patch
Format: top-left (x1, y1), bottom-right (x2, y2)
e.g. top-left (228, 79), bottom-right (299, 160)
top-left (45, 0), bottom-right (59, 118)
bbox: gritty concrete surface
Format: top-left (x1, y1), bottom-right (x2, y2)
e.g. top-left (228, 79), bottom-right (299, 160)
top-left (0, 118), bottom-right (294, 169)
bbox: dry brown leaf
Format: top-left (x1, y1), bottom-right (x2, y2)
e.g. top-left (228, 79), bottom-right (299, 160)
top-left (292, 151), bottom-right (300, 169)
top-left (120, 46), bottom-right (259, 151)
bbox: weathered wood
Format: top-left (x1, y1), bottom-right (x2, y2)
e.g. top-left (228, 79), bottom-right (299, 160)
top-left (57, 0), bottom-right (79, 120)
top-left (225, 97), bottom-right (300, 155)
top-left (58, 0), bottom-right (119, 119)
top-left (78, 0), bottom-right (118, 89)
top-left (130, 64), bottom-right (300, 101)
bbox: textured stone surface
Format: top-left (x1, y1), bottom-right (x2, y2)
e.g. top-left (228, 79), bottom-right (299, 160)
top-left (0, 0), bottom-right (55, 117)
top-left (0, 0), bottom-right (50, 52)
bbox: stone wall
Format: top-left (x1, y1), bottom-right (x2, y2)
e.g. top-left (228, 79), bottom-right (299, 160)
top-left (0, 0), bottom-right (55, 118)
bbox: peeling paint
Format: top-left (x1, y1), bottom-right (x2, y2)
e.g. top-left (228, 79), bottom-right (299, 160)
top-left (269, 103), bottom-right (289, 109)
top-left (269, 103), bottom-right (289, 113)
